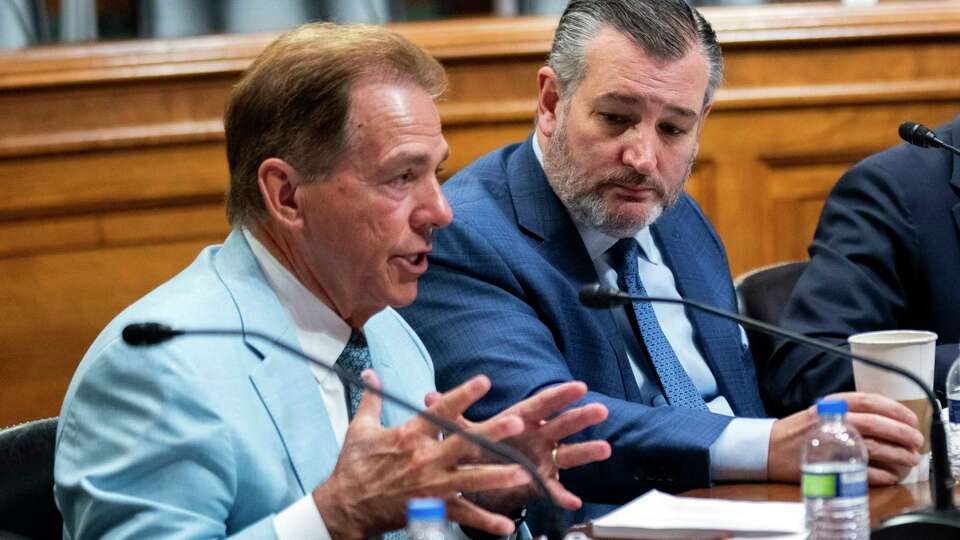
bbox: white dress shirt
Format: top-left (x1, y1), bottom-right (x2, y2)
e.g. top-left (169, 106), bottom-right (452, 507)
top-left (531, 138), bottom-right (775, 481)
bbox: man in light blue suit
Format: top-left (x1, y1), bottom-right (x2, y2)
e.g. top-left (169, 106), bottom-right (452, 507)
top-left (400, 0), bottom-right (923, 529)
top-left (54, 23), bottom-right (612, 539)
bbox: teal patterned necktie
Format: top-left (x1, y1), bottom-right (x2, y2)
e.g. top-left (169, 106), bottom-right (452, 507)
top-left (609, 238), bottom-right (707, 410)
top-left (336, 331), bottom-right (407, 540)
top-left (335, 329), bottom-right (373, 416)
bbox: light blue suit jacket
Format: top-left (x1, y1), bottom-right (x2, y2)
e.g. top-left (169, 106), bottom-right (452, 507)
top-left (54, 231), bottom-right (436, 539)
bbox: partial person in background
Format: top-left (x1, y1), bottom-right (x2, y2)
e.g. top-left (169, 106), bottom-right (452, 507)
top-left (400, 0), bottom-right (923, 529)
top-left (54, 22), bottom-right (611, 539)
top-left (766, 114), bottom-right (960, 417)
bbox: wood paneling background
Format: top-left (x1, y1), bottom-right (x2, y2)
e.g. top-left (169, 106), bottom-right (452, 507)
top-left (2, 2), bottom-right (959, 425)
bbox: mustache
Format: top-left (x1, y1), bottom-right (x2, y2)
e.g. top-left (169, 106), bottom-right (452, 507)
top-left (601, 172), bottom-right (668, 198)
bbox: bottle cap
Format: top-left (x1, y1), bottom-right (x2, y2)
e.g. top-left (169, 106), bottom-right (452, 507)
top-left (408, 498), bottom-right (446, 521)
top-left (816, 399), bottom-right (848, 415)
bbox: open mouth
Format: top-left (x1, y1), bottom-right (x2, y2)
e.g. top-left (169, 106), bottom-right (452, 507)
top-left (403, 253), bottom-right (427, 266)
top-left (394, 252), bottom-right (429, 274)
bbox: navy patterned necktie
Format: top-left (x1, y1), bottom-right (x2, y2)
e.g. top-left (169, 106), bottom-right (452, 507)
top-left (609, 238), bottom-right (707, 410)
top-left (335, 329), bottom-right (373, 417)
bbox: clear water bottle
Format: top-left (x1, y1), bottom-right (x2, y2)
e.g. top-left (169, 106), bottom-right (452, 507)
top-left (407, 498), bottom-right (449, 540)
top-left (946, 345), bottom-right (960, 480)
top-left (801, 399), bottom-right (870, 540)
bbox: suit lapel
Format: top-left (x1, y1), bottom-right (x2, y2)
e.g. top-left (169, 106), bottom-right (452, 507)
top-left (249, 334), bottom-right (340, 494)
top-left (365, 330), bottom-right (404, 428)
top-left (214, 231), bottom-right (340, 494)
top-left (509, 138), bottom-right (642, 401)
top-left (652, 203), bottom-right (762, 416)
top-left (949, 125), bottom-right (960, 241)
top-left (952, 188), bottom-right (960, 243)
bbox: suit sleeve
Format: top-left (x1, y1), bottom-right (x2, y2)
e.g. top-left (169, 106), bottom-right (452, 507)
top-left (403, 220), bottom-right (732, 501)
top-left (55, 338), bottom-right (279, 540)
top-left (766, 158), bottom-right (926, 416)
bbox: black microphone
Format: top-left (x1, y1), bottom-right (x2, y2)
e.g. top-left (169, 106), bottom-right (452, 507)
top-left (899, 121), bottom-right (960, 156)
top-left (579, 284), bottom-right (960, 539)
top-left (121, 322), bottom-right (183, 345)
top-left (121, 322), bottom-right (564, 540)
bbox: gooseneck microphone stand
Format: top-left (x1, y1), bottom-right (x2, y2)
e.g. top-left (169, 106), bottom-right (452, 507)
top-left (580, 284), bottom-right (960, 539)
top-left (122, 322), bottom-right (564, 540)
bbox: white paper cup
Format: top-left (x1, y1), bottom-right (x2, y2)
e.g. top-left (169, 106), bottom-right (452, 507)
top-left (848, 330), bottom-right (937, 484)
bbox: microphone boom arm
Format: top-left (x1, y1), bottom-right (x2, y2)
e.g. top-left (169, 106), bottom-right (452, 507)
top-left (580, 287), bottom-right (954, 513)
top-left (123, 323), bottom-right (563, 539)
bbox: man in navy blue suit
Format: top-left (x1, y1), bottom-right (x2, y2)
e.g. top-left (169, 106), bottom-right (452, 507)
top-left (400, 0), bottom-right (923, 525)
top-left (767, 115), bottom-right (960, 417)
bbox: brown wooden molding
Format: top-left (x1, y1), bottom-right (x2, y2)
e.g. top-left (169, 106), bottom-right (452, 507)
top-left (439, 99), bottom-right (536, 124)
top-left (0, 202), bottom-right (228, 259)
top-left (2, 2), bottom-right (959, 90)
top-left (0, 120), bottom-right (225, 159)
top-left (717, 78), bottom-right (960, 111)
top-left (4, 78), bottom-right (956, 163)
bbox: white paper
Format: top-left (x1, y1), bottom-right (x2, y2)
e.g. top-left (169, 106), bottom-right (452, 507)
top-left (591, 490), bottom-right (805, 539)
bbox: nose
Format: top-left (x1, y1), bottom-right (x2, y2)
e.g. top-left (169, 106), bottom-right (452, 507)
top-left (413, 177), bottom-right (453, 234)
top-left (621, 127), bottom-right (657, 175)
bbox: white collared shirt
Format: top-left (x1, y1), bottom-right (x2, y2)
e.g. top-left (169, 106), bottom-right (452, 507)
top-left (531, 137), bottom-right (774, 481)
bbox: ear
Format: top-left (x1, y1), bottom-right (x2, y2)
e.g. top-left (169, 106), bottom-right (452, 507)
top-left (257, 158), bottom-right (304, 228)
top-left (536, 66), bottom-right (563, 138)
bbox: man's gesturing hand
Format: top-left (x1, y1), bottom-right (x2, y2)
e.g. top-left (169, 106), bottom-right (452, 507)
top-left (426, 381), bottom-right (612, 515)
top-left (312, 371), bottom-right (532, 540)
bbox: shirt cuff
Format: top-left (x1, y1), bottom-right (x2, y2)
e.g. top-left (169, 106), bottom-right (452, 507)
top-left (708, 417), bottom-right (776, 482)
top-left (273, 494), bottom-right (332, 540)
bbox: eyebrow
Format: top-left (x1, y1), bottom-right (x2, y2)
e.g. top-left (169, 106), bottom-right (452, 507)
top-left (595, 91), bottom-right (699, 119)
top-left (385, 147), bottom-right (450, 168)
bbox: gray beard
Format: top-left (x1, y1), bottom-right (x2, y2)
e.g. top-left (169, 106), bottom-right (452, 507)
top-left (542, 120), bottom-right (692, 239)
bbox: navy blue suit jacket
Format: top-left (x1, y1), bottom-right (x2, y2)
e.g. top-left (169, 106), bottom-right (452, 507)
top-left (768, 115), bottom-right (960, 416)
top-left (401, 139), bottom-right (766, 520)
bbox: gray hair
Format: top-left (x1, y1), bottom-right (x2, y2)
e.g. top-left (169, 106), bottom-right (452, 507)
top-left (547, 0), bottom-right (723, 104)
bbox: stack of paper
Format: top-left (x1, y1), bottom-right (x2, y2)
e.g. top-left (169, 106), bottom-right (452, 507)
top-left (590, 490), bottom-right (805, 539)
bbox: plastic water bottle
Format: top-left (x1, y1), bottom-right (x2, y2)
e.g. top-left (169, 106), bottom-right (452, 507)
top-left (801, 399), bottom-right (870, 540)
top-left (946, 345), bottom-right (960, 480)
top-left (407, 498), bottom-right (449, 540)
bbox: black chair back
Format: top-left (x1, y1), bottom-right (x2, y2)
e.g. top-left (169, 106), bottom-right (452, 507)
top-left (734, 261), bottom-right (808, 381)
top-left (0, 418), bottom-right (61, 540)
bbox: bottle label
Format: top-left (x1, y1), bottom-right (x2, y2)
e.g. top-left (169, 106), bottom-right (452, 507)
top-left (802, 469), bottom-right (867, 498)
top-left (949, 399), bottom-right (960, 424)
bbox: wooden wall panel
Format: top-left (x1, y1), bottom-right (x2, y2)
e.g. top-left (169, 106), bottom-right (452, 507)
top-left (765, 162), bottom-right (846, 263)
top-left (2, 2), bottom-right (960, 425)
top-left (0, 144), bottom-right (228, 217)
top-left (698, 100), bottom-right (960, 272)
top-left (0, 240), bottom-right (217, 424)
